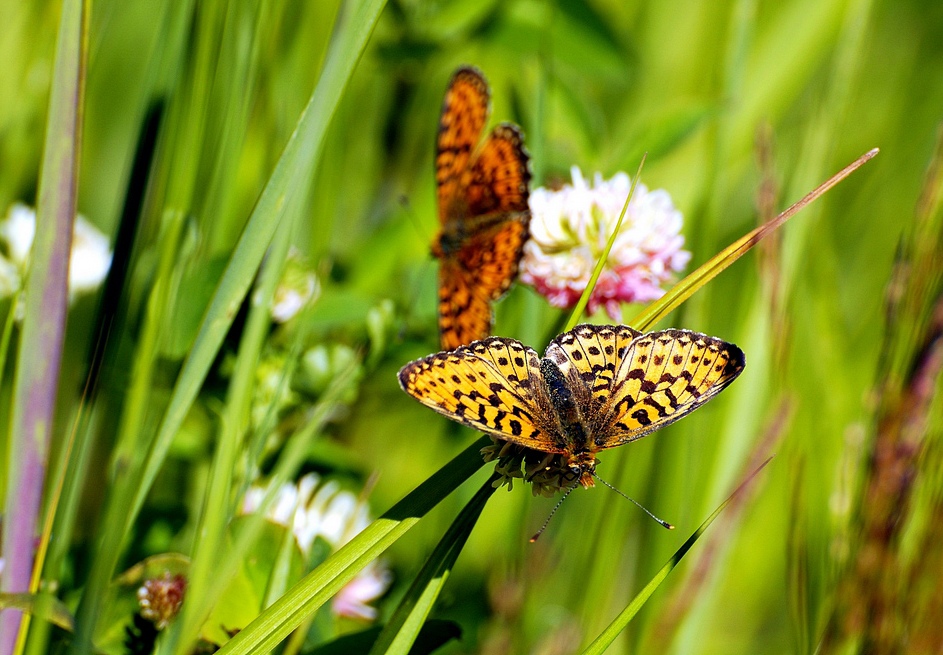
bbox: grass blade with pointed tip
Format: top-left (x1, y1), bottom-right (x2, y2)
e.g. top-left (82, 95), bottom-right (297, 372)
top-left (70, 0), bottom-right (387, 646)
top-left (580, 456), bottom-right (774, 655)
top-left (564, 156), bottom-right (647, 332)
top-left (368, 476), bottom-right (499, 655)
top-left (630, 149), bottom-right (879, 332)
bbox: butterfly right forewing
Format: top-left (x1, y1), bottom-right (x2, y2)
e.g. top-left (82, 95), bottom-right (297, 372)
top-left (598, 329), bottom-right (745, 447)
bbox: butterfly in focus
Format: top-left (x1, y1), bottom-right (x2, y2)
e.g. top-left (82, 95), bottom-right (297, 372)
top-left (399, 324), bottom-right (745, 489)
top-left (433, 66), bottom-right (531, 350)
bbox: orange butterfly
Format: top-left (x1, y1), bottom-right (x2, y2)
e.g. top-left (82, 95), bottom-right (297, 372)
top-left (433, 66), bottom-right (531, 350)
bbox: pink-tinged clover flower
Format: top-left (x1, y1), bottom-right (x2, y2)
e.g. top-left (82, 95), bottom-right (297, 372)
top-left (242, 473), bottom-right (392, 621)
top-left (137, 572), bottom-right (187, 629)
top-left (520, 167), bottom-right (690, 321)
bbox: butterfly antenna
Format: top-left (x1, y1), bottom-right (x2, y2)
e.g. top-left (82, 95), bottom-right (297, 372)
top-left (399, 195), bottom-right (427, 243)
top-left (529, 485), bottom-right (576, 542)
top-left (593, 473), bottom-right (675, 530)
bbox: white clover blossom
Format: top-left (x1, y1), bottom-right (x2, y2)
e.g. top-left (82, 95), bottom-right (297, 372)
top-left (270, 248), bottom-right (320, 323)
top-left (241, 473), bottom-right (392, 620)
top-left (0, 203), bottom-right (112, 301)
top-left (520, 167), bottom-right (690, 321)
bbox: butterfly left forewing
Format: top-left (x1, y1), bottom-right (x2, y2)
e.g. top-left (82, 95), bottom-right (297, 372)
top-left (596, 329), bottom-right (745, 448)
top-left (398, 337), bottom-right (561, 452)
top-left (436, 67), bottom-right (490, 222)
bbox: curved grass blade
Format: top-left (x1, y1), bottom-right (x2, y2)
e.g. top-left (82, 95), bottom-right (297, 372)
top-left (172, 360), bottom-right (353, 653)
top-left (216, 436), bottom-right (490, 654)
top-left (0, 595), bottom-right (74, 633)
top-left (311, 620), bottom-right (461, 655)
top-left (630, 149), bottom-right (879, 332)
top-left (368, 476), bottom-right (499, 655)
top-left (580, 456), bottom-right (774, 655)
top-left (563, 155), bottom-right (647, 332)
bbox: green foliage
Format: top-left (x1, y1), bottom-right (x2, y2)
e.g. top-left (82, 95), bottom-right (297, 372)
top-left (1, 0), bottom-right (942, 653)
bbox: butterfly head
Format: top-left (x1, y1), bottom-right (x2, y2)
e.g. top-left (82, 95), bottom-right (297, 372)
top-left (565, 451), bottom-right (598, 489)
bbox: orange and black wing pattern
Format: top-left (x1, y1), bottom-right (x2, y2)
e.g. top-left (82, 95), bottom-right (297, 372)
top-left (434, 67), bottom-right (531, 350)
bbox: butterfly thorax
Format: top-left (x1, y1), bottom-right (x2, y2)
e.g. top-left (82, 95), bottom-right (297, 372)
top-left (539, 357), bottom-right (597, 487)
top-left (432, 227), bottom-right (466, 258)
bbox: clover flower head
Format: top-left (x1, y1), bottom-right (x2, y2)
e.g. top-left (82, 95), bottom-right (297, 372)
top-left (520, 167), bottom-right (690, 321)
top-left (137, 572), bottom-right (187, 630)
top-left (270, 247), bottom-right (320, 323)
top-left (241, 473), bottom-right (392, 620)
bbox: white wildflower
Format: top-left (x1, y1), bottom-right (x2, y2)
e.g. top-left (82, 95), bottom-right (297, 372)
top-left (241, 473), bottom-right (392, 620)
top-left (0, 202), bottom-right (112, 301)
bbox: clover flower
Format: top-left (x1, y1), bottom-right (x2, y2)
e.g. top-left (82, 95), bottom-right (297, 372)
top-left (0, 203), bottom-right (113, 302)
top-left (137, 572), bottom-right (187, 630)
top-left (520, 167), bottom-right (690, 321)
top-left (242, 473), bottom-right (392, 620)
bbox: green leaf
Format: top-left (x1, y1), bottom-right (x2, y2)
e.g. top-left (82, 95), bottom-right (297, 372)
top-left (0, 594), bottom-right (75, 632)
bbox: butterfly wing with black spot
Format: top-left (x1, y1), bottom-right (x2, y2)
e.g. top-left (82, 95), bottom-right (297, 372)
top-left (543, 324), bottom-right (643, 406)
top-left (434, 68), bottom-right (531, 349)
top-left (595, 329), bottom-right (745, 448)
top-left (438, 215), bottom-right (530, 350)
top-left (436, 67), bottom-right (490, 222)
top-left (398, 337), bottom-right (561, 452)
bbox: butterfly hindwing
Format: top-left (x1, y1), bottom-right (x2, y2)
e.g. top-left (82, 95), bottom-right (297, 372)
top-left (435, 217), bottom-right (529, 349)
top-left (465, 123), bottom-right (531, 217)
top-left (398, 336), bottom-right (560, 452)
top-left (545, 324), bottom-right (643, 405)
top-left (437, 257), bottom-right (492, 351)
top-left (597, 329), bottom-right (746, 448)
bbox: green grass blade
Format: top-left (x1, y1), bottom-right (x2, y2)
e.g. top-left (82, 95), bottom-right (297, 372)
top-left (563, 156), bottom-right (647, 332)
top-left (580, 457), bottom-right (774, 655)
top-left (129, 0), bottom-right (386, 539)
top-left (630, 149), bottom-right (878, 331)
top-left (0, 0), bottom-right (88, 652)
top-left (216, 436), bottom-right (490, 654)
top-left (169, 219), bottom-right (294, 654)
top-left (368, 477), bottom-right (498, 655)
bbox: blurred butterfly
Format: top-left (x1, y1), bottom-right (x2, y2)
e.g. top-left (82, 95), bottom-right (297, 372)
top-left (433, 66), bottom-right (531, 349)
top-left (399, 324), bottom-right (745, 488)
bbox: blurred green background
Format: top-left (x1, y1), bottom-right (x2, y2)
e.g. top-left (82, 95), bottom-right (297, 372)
top-left (2, 0), bottom-right (943, 653)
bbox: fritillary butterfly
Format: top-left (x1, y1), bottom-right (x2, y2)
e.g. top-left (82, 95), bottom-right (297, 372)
top-left (399, 324), bottom-right (745, 488)
top-left (433, 66), bottom-right (531, 349)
